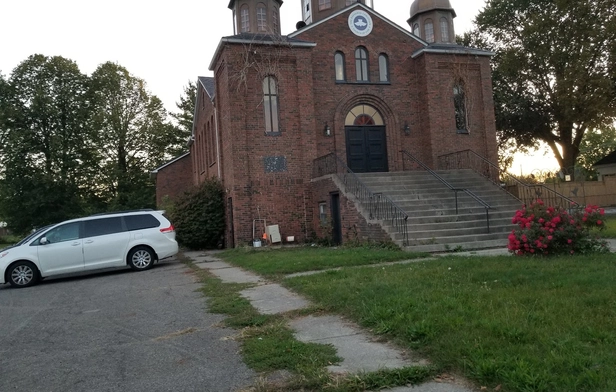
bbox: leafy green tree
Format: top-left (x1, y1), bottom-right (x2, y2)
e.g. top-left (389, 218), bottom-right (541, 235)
top-left (472, 0), bottom-right (616, 172)
top-left (89, 62), bottom-right (176, 210)
top-left (577, 126), bottom-right (616, 179)
top-left (0, 55), bottom-right (94, 233)
top-left (169, 80), bottom-right (196, 156)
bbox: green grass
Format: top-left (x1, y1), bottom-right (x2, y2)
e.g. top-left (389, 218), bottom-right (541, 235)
top-left (181, 252), bottom-right (434, 391)
top-left (278, 254), bottom-right (616, 392)
top-left (599, 216), bottom-right (616, 238)
top-left (217, 246), bottom-right (428, 277)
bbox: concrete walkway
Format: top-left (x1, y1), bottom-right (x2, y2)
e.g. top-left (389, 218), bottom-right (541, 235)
top-left (184, 250), bottom-right (478, 392)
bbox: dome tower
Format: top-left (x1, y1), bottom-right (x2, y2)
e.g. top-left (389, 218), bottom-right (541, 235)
top-left (408, 0), bottom-right (456, 43)
top-left (229, 0), bottom-right (283, 35)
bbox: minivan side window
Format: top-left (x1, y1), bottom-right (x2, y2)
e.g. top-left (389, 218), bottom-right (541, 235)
top-left (125, 214), bottom-right (160, 231)
top-left (83, 217), bottom-right (125, 238)
top-left (41, 222), bottom-right (81, 244)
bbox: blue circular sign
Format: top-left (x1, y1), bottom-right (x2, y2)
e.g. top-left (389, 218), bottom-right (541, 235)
top-left (348, 10), bottom-right (373, 37)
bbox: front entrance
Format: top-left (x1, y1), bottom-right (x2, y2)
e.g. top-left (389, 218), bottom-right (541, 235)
top-left (344, 104), bottom-right (388, 173)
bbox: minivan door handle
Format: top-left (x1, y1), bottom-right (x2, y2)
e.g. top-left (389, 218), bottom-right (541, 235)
top-left (84, 240), bottom-right (94, 244)
top-left (72, 242), bottom-right (81, 246)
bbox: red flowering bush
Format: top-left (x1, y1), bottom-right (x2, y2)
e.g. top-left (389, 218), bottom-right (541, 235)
top-left (508, 200), bottom-right (608, 256)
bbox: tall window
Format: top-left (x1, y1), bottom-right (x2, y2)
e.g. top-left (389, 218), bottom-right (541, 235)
top-left (440, 17), bottom-right (450, 42)
top-left (319, 0), bottom-right (331, 11)
top-left (241, 5), bottom-right (250, 32)
top-left (355, 47), bottom-right (369, 82)
top-left (453, 82), bottom-right (468, 132)
top-left (335, 52), bottom-right (345, 81)
top-left (257, 3), bottom-right (267, 32)
top-left (413, 23), bottom-right (420, 37)
top-left (263, 76), bottom-right (280, 133)
top-left (272, 7), bottom-right (279, 33)
top-left (378, 54), bottom-right (389, 82)
top-left (424, 19), bottom-right (434, 43)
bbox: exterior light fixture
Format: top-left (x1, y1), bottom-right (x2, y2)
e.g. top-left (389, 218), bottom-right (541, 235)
top-left (324, 122), bottom-right (332, 136)
top-left (403, 121), bottom-right (410, 135)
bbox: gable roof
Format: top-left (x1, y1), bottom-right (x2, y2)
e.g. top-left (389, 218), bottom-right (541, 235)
top-left (151, 152), bottom-right (190, 175)
top-left (288, 3), bottom-right (428, 46)
top-left (199, 76), bottom-right (215, 99)
top-left (594, 150), bottom-right (616, 166)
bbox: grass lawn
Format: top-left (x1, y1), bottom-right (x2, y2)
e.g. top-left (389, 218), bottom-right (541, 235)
top-left (599, 216), bottom-right (616, 238)
top-left (218, 246), bottom-right (428, 277)
top-left (219, 247), bottom-right (616, 392)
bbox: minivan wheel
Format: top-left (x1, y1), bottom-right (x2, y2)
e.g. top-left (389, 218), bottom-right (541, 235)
top-left (8, 261), bottom-right (40, 288)
top-left (128, 246), bottom-right (156, 271)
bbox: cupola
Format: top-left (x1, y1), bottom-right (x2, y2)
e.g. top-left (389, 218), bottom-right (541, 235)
top-left (407, 0), bottom-right (456, 43)
top-left (229, 0), bottom-right (283, 35)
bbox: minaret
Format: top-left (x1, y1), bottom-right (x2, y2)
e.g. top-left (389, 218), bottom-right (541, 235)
top-left (408, 0), bottom-right (456, 43)
top-left (228, 0), bottom-right (283, 35)
top-left (301, 0), bottom-right (374, 26)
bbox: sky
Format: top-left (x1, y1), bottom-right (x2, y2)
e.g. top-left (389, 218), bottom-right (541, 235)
top-left (0, 0), bottom-right (557, 173)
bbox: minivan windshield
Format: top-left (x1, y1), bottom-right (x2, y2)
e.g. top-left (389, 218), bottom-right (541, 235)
top-left (14, 224), bottom-right (54, 247)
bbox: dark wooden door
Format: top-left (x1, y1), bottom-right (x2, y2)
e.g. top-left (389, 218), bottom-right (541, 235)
top-left (345, 126), bottom-right (388, 173)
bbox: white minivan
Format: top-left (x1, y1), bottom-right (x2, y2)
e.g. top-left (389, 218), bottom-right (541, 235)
top-left (0, 210), bottom-right (178, 288)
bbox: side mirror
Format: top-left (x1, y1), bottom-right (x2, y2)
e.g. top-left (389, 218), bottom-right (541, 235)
top-left (40, 237), bottom-right (49, 245)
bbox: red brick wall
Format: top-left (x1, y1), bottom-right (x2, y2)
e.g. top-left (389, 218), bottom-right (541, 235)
top-left (155, 154), bottom-right (193, 207)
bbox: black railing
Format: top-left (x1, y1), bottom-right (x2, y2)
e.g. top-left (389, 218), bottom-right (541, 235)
top-left (401, 150), bottom-right (491, 233)
top-left (437, 150), bottom-right (579, 210)
top-left (313, 153), bottom-right (409, 246)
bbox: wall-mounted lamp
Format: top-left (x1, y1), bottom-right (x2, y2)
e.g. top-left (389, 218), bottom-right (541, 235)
top-left (324, 122), bottom-right (332, 137)
top-left (403, 121), bottom-right (411, 136)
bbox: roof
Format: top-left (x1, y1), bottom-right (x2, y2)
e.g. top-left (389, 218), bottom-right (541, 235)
top-left (411, 43), bottom-right (494, 58)
top-left (410, 0), bottom-right (457, 19)
top-left (199, 76), bottom-right (215, 99)
top-left (594, 150), bottom-right (616, 166)
top-left (150, 152), bottom-right (190, 175)
top-left (208, 34), bottom-right (316, 71)
top-left (288, 2), bottom-right (428, 46)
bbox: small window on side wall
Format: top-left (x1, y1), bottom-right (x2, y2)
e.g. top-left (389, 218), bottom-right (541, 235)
top-left (453, 81), bottom-right (468, 133)
top-left (319, 202), bottom-right (327, 225)
top-left (335, 52), bottom-right (345, 81)
top-left (378, 54), bottom-right (389, 82)
top-left (263, 76), bottom-right (280, 134)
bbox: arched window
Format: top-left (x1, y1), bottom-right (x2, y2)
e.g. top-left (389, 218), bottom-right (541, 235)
top-left (319, 0), bottom-right (331, 11)
top-left (378, 54), bottom-right (389, 82)
top-left (355, 46), bottom-right (369, 82)
top-left (263, 76), bottom-right (280, 133)
top-left (240, 5), bottom-right (250, 32)
top-left (424, 19), bottom-right (434, 43)
top-left (257, 3), bottom-right (267, 32)
top-left (345, 105), bottom-right (384, 126)
top-left (272, 6), bottom-right (279, 33)
top-left (440, 17), bottom-right (450, 42)
top-left (335, 52), bottom-right (345, 81)
top-left (453, 81), bottom-right (468, 132)
top-left (413, 23), bottom-right (420, 37)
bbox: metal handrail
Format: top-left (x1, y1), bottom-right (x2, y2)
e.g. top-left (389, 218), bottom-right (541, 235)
top-left (400, 150), bottom-right (491, 233)
top-left (437, 149), bottom-right (579, 210)
top-left (313, 153), bottom-right (409, 246)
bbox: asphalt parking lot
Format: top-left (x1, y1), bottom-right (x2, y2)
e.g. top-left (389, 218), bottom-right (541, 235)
top-left (0, 257), bottom-right (255, 392)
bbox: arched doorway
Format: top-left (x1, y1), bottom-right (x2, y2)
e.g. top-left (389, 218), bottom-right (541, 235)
top-left (345, 104), bottom-right (388, 173)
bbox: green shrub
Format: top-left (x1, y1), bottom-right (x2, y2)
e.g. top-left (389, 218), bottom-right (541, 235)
top-left (508, 200), bottom-right (608, 256)
top-left (170, 178), bottom-right (225, 249)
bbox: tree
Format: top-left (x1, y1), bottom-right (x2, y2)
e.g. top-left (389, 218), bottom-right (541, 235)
top-left (89, 62), bottom-right (177, 210)
top-left (0, 55), bottom-right (94, 233)
top-left (577, 126), bottom-right (616, 179)
top-left (472, 0), bottom-right (616, 172)
top-left (169, 80), bottom-right (196, 156)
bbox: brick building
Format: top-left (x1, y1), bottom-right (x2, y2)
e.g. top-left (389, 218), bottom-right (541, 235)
top-left (156, 0), bottom-right (498, 248)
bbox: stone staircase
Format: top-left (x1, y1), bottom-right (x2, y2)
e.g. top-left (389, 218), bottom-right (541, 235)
top-left (352, 169), bottom-right (522, 253)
